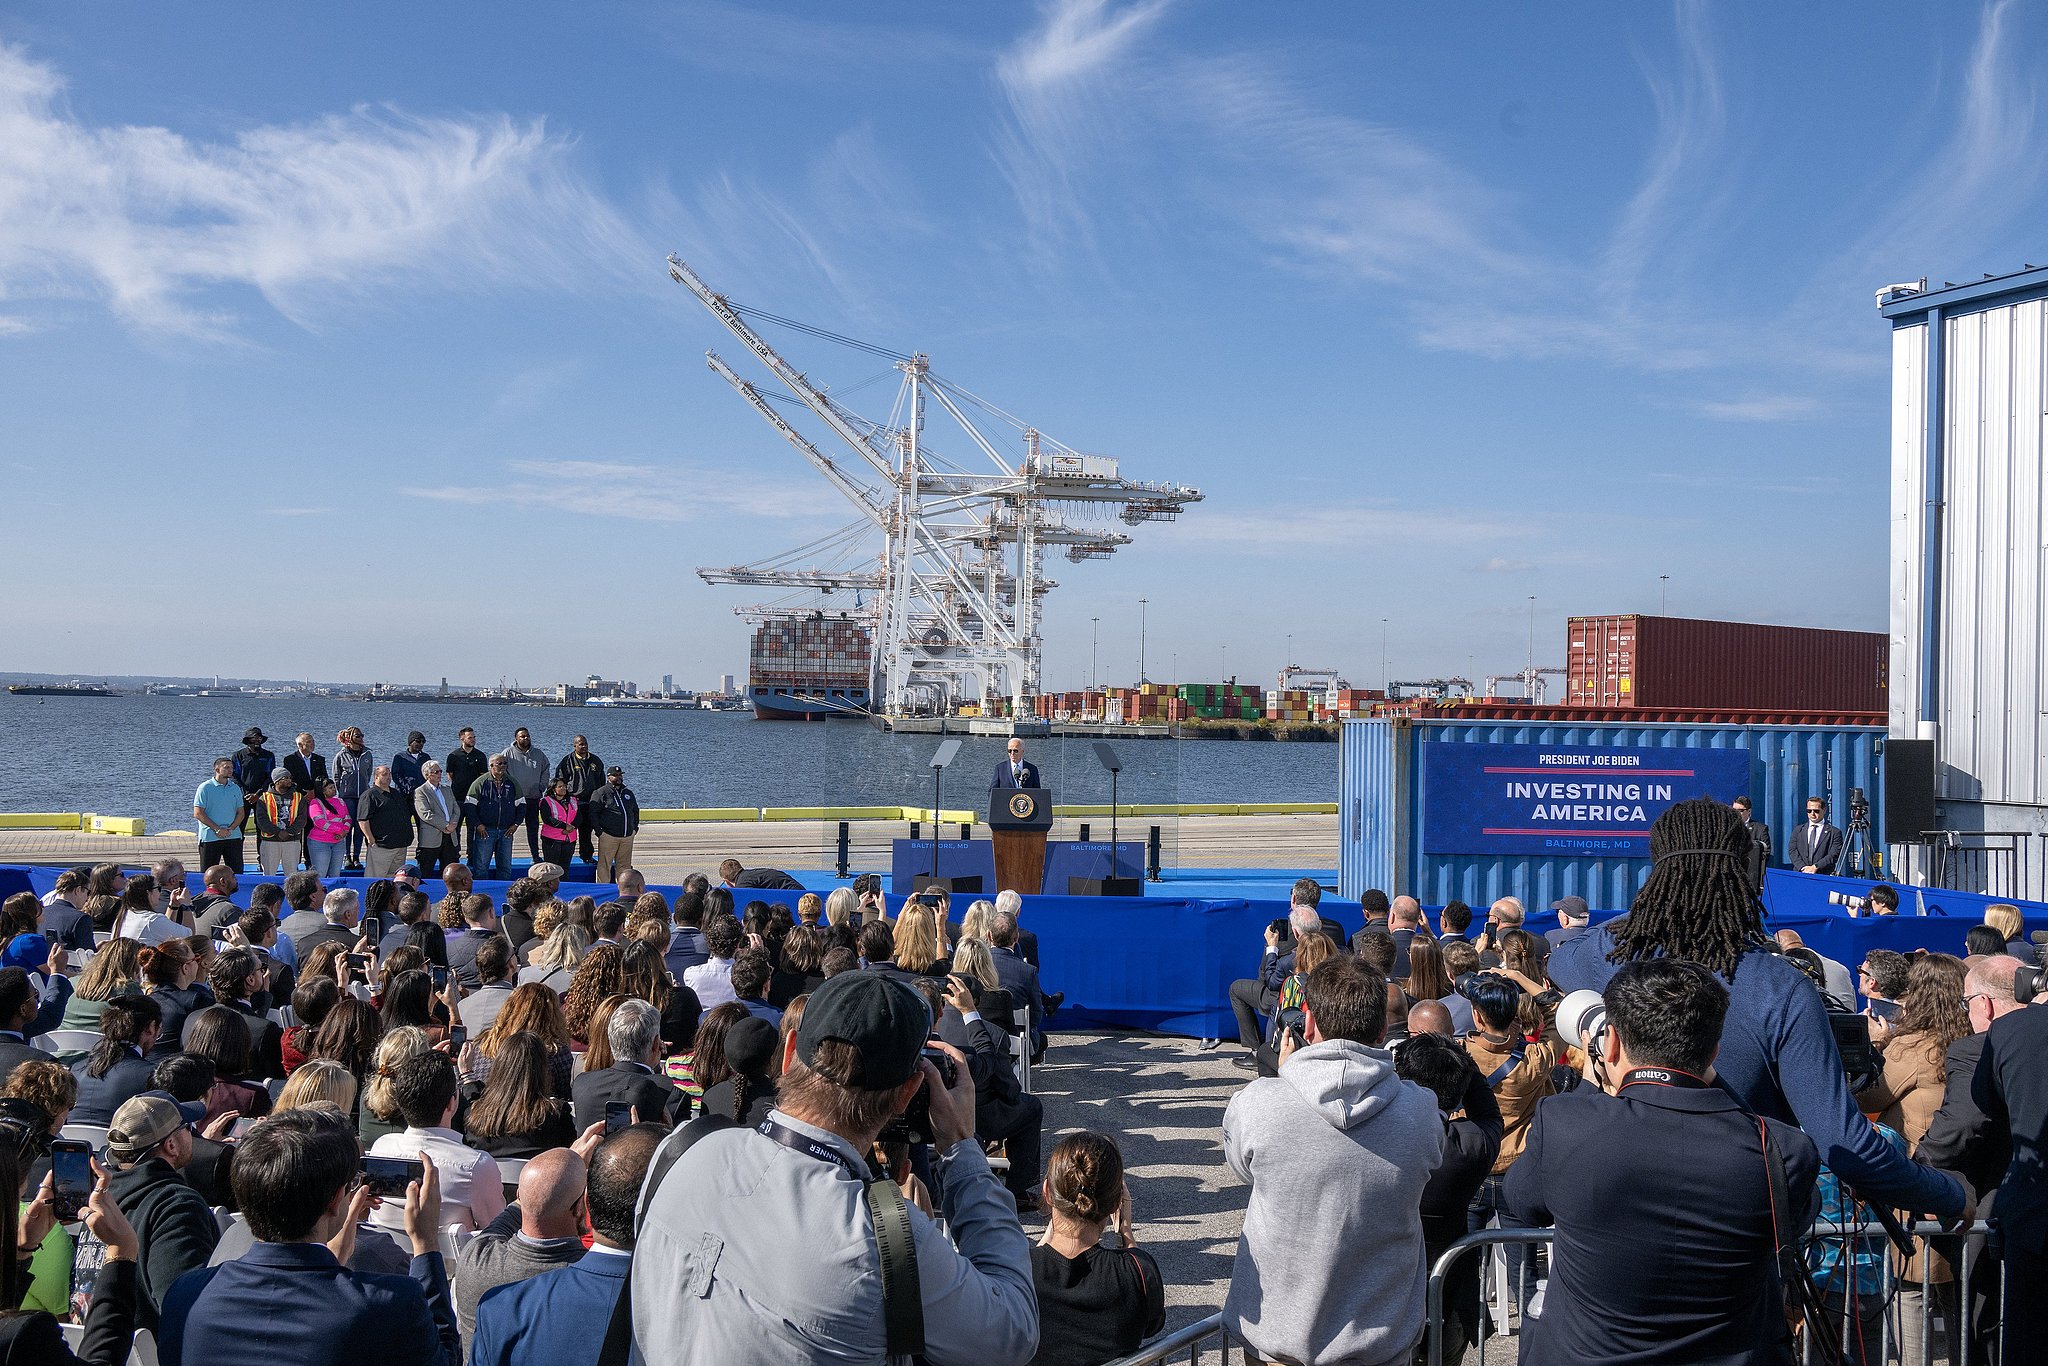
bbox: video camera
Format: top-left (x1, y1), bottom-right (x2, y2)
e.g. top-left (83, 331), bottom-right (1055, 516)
top-left (2018, 963), bottom-right (2046, 1005)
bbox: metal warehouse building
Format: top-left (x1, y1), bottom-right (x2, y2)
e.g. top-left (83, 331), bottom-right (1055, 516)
top-left (1882, 269), bottom-right (2048, 893)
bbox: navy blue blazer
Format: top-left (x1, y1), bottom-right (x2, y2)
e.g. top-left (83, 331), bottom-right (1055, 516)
top-left (468, 1248), bottom-right (631, 1366)
top-left (1506, 1081), bottom-right (1819, 1366)
top-left (38, 900), bottom-right (96, 953)
top-left (992, 759), bottom-right (1041, 790)
top-left (991, 944), bottom-right (1046, 1048)
top-left (69, 1048), bottom-right (160, 1125)
top-left (159, 1241), bottom-right (460, 1366)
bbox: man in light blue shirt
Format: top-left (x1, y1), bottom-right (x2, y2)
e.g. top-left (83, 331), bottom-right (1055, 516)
top-left (193, 757), bottom-right (247, 874)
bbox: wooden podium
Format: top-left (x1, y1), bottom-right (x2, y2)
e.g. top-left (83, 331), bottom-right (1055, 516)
top-left (988, 786), bottom-right (1052, 895)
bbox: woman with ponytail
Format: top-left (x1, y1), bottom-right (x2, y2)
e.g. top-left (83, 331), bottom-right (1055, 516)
top-left (1030, 1130), bottom-right (1165, 1366)
top-left (1545, 796), bottom-right (1968, 1222)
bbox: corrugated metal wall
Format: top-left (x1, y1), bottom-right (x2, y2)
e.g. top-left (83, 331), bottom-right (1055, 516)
top-left (1339, 717), bottom-right (1885, 911)
top-left (1888, 292), bottom-right (2048, 810)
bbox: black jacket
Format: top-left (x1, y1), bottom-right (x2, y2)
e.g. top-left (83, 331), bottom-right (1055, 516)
top-left (282, 750), bottom-right (330, 795)
top-left (1418, 1063), bottom-right (1503, 1345)
top-left (588, 784), bottom-right (641, 838)
top-left (570, 1061), bottom-right (688, 1132)
top-left (147, 985), bottom-right (216, 1060)
top-left (1506, 1082), bottom-right (1818, 1366)
top-left (232, 743), bottom-right (275, 797)
top-left (108, 1156), bottom-right (221, 1331)
top-left (1, 1257), bottom-right (139, 1366)
top-left (1917, 1030), bottom-right (2005, 1215)
top-left (554, 751), bottom-right (605, 799)
top-left (1973, 1003), bottom-right (2048, 1254)
top-left (445, 745), bottom-right (490, 803)
top-left (730, 866), bottom-right (804, 892)
top-left (0, 1034), bottom-right (54, 1082)
top-left (464, 1102), bottom-right (577, 1160)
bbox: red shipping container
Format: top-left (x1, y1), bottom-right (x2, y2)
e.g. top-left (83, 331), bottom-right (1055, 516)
top-left (1564, 615), bottom-right (1886, 712)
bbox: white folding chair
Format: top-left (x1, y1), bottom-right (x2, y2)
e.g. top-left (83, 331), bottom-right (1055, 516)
top-left (264, 1077), bottom-right (287, 1102)
top-left (34, 1029), bottom-right (104, 1058)
top-left (129, 1327), bottom-right (159, 1366)
top-left (211, 1205), bottom-right (233, 1234)
top-left (1008, 1008), bottom-right (1033, 1095)
top-left (267, 1008), bottom-right (292, 1028)
top-left (497, 1156), bottom-right (528, 1199)
top-left (61, 1122), bottom-right (111, 1148)
top-left (93, 932), bottom-right (114, 947)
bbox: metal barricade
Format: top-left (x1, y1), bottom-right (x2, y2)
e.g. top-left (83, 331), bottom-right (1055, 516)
top-left (1425, 1221), bottom-right (2003, 1366)
top-left (1100, 1314), bottom-right (1238, 1366)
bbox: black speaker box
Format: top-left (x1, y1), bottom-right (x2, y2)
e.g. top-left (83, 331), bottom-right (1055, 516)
top-left (1883, 739), bottom-right (1937, 844)
top-left (913, 874), bottom-right (983, 895)
top-left (1068, 876), bottom-right (1142, 897)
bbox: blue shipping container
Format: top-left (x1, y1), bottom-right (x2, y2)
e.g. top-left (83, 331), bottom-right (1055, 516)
top-left (1339, 717), bottom-right (1887, 913)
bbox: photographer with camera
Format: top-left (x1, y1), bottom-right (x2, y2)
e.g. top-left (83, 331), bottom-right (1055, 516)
top-left (1548, 800), bottom-right (1971, 1228)
top-left (630, 971), bottom-right (1037, 1365)
top-left (1510, 959), bottom-right (1821, 1363)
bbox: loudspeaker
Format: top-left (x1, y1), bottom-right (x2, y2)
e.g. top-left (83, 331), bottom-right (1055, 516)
top-left (1068, 876), bottom-right (1142, 897)
top-left (914, 874), bottom-right (983, 895)
top-left (1883, 739), bottom-right (1937, 844)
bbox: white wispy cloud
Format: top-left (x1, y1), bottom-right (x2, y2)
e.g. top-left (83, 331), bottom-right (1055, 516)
top-left (1689, 394), bottom-right (1825, 422)
top-left (1176, 502), bottom-right (1524, 552)
top-left (0, 42), bottom-right (651, 336)
top-left (406, 460), bottom-right (844, 524)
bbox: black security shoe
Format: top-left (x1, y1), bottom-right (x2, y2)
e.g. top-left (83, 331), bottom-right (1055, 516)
top-left (1044, 991), bottom-right (1066, 1013)
top-left (1230, 1055), bottom-right (1258, 1070)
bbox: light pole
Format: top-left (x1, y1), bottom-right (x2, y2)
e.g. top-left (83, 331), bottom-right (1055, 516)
top-left (1526, 596), bottom-right (1537, 682)
top-left (1091, 616), bottom-right (1099, 691)
top-left (1286, 633), bottom-right (1293, 669)
top-left (1381, 618), bottom-right (1389, 691)
top-left (1659, 574), bottom-right (1670, 615)
top-left (1138, 598), bottom-right (1148, 683)
top-left (1221, 643), bottom-right (1228, 680)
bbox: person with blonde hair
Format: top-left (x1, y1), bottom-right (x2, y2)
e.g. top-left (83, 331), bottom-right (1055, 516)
top-left (892, 902), bottom-right (946, 978)
top-left (961, 900), bottom-right (996, 948)
top-left (359, 1025), bottom-right (435, 1147)
top-left (1983, 902), bottom-right (2035, 963)
top-left (275, 1058), bottom-right (359, 1115)
top-left (518, 923), bottom-right (588, 994)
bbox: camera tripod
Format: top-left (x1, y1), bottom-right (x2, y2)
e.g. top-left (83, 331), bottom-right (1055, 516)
top-left (1839, 805), bottom-right (1875, 879)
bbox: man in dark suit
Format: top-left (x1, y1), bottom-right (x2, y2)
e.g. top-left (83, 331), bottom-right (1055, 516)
top-left (1918, 953), bottom-right (2022, 1360)
top-left (159, 1106), bottom-right (461, 1366)
top-left (571, 998), bottom-right (688, 1131)
top-left (0, 968), bottom-right (56, 1082)
top-left (209, 948), bottom-right (286, 1081)
top-left (1787, 796), bottom-right (1843, 874)
top-left (468, 1124), bottom-right (662, 1366)
top-left (992, 739), bottom-right (1040, 790)
top-left (717, 858), bottom-right (805, 892)
top-left (988, 911), bottom-right (1048, 1058)
top-left (1507, 958), bottom-right (1821, 1365)
top-left (937, 976), bottom-right (1044, 1211)
top-left (1731, 796), bottom-right (1772, 891)
top-left (1972, 969), bottom-right (2048, 1344)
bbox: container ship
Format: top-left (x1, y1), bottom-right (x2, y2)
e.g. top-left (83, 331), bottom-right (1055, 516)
top-left (749, 617), bottom-right (872, 720)
top-left (8, 681), bottom-right (115, 697)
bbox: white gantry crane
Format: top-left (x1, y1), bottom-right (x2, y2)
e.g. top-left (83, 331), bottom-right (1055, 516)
top-left (1482, 667), bottom-right (1566, 703)
top-left (670, 256), bottom-right (1201, 719)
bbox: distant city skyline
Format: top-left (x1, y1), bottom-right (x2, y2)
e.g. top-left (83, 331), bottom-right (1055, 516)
top-left (3, 2), bottom-right (2042, 690)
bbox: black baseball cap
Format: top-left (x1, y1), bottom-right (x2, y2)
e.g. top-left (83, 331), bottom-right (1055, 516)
top-left (1550, 895), bottom-right (1589, 920)
top-left (794, 971), bottom-right (930, 1089)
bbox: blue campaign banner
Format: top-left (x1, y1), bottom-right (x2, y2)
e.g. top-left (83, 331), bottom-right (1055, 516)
top-left (1423, 742), bottom-right (1751, 857)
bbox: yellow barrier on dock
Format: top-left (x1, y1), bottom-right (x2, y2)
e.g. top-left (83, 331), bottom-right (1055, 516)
top-left (640, 808), bottom-right (762, 822)
top-left (0, 813), bottom-right (83, 830)
top-left (88, 815), bottom-right (146, 836)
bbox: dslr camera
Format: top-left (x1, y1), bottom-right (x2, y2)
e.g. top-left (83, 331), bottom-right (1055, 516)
top-left (1827, 890), bottom-right (1870, 914)
top-left (882, 1045), bottom-right (959, 1148)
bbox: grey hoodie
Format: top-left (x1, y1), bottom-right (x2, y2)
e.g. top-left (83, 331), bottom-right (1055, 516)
top-left (1222, 1038), bottom-right (1445, 1366)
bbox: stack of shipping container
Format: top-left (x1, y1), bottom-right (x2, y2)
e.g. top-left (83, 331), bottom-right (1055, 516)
top-left (1175, 682), bottom-right (1265, 719)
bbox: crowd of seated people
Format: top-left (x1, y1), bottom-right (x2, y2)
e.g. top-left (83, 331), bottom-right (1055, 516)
top-left (0, 859), bottom-right (1101, 1366)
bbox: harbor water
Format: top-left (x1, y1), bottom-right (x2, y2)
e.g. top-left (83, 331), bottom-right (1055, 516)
top-left (0, 693), bottom-right (1337, 833)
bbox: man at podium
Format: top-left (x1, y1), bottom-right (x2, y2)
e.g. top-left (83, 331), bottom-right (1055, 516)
top-left (993, 739), bottom-right (1040, 790)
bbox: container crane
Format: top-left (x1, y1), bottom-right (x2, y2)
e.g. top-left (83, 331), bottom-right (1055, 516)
top-left (669, 257), bottom-right (1201, 720)
top-left (1274, 664), bottom-right (1350, 699)
top-left (1387, 678), bottom-right (1476, 700)
top-left (1482, 667), bottom-right (1566, 703)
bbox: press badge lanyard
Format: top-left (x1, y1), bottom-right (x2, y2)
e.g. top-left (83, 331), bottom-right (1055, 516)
top-left (1618, 1066), bottom-right (1710, 1091)
top-left (759, 1118), bottom-right (867, 1182)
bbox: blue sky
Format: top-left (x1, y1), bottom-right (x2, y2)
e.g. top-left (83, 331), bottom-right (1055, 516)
top-left (2, 1), bottom-right (2041, 693)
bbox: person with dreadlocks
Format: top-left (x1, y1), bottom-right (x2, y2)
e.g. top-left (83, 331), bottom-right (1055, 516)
top-left (1547, 797), bottom-right (1971, 1225)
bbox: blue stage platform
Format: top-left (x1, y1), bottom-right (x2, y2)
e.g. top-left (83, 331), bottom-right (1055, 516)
top-left (2, 862), bottom-right (2040, 1041)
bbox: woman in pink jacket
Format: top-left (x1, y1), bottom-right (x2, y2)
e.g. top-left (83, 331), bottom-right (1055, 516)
top-left (306, 777), bottom-right (353, 876)
top-left (538, 777), bottom-right (579, 871)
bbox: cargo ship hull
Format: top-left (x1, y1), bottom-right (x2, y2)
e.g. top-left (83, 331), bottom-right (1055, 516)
top-left (8, 683), bottom-right (114, 697)
top-left (749, 617), bottom-right (873, 721)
